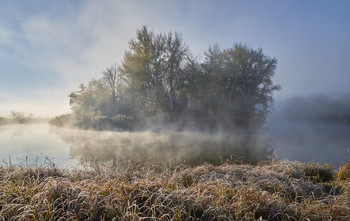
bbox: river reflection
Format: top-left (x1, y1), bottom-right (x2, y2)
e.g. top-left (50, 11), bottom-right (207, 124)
top-left (54, 127), bottom-right (268, 167)
top-left (0, 123), bottom-right (268, 168)
top-left (1, 122), bottom-right (348, 168)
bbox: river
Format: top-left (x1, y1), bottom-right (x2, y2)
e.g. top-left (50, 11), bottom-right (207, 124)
top-left (0, 122), bottom-right (349, 168)
top-left (0, 123), bottom-right (77, 168)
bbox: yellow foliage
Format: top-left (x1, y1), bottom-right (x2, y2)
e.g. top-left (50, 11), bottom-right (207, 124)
top-left (337, 160), bottom-right (350, 181)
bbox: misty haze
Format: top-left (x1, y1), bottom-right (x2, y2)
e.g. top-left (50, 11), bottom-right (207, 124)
top-left (2, 94), bottom-right (349, 168)
top-left (1, 1), bottom-right (350, 220)
top-left (268, 94), bottom-right (350, 167)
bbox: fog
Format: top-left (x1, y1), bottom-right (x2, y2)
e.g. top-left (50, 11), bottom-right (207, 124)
top-left (53, 126), bottom-right (270, 167)
top-left (0, 123), bottom-right (269, 168)
top-left (1, 94), bottom-right (349, 168)
top-left (267, 94), bottom-right (350, 167)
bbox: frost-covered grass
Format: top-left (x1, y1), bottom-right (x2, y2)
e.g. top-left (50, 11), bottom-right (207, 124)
top-left (0, 160), bottom-right (349, 220)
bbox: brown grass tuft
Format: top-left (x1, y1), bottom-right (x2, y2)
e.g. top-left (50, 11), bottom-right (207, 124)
top-left (0, 161), bottom-right (349, 220)
top-left (337, 160), bottom-right (350, 182)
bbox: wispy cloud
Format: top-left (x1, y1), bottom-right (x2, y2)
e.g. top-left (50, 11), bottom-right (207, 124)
top-left (0, 0), bottom-right (349, 117)
top-left (0, 1), bottom-right (156, 116)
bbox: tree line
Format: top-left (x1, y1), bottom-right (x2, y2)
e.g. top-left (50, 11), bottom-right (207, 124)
top-left (0, 111), bottom-right (43, 125)
top-left (57, 26), bottom-right (280, 131)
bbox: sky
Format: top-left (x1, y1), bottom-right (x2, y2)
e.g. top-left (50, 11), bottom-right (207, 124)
top-left (0, 0), bottom-right (349, 117)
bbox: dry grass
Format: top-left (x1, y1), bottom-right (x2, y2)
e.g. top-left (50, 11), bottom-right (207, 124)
top-left (0, 160), bottom-right (349, 220)
top-left (337, 160), bottom-right (350, 182)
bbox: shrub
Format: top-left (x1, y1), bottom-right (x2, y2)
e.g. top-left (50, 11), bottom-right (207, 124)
top-left (49, 114), bottom-right (73, 127)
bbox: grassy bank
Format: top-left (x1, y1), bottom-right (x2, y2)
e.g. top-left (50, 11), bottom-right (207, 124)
top-left (0, 161), bottom-right (349, 220)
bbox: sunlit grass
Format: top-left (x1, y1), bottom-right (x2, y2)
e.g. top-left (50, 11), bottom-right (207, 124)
top-left (0, 160), bottom-right (349, 220)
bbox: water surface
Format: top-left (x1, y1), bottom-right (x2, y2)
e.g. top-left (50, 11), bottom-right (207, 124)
top-left (267, 115), bottom-right (350, 167)
top-left (0, 123), bottom-right (77, 168)
top-left (1, 122), bottom-right (349, 168)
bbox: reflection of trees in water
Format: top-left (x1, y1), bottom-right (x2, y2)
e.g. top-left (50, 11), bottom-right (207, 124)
top-left (11, 128), bottom-right (26, 137)
top-left (0, 125), bottom-right (27, 137)
top-left (54, 128), bottom-right (270, 166)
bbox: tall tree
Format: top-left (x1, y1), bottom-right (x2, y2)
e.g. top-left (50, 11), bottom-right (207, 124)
top-left (164, 32), bottom-right (188, 118)
top-left (120, 26), bottom-right (163, 116)
top-left (201, 43), bottom-right (281, 128)
top-left (66, 27), bottom-right (280, 131)
top-left (120, 26), bottom-right (190, 119)
top-left (69, 79), bottom-right (109, 127)
top-left (103, 63), bottom-right (119, 116)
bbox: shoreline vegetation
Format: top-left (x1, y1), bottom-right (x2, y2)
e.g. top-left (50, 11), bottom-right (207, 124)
top-left (48, 26), bottom-right (281, 167)
top-left (0, 111), bottom-right (48, 125)
top-left (0, 160), bottom-right (349, 220)
top-left (50, 26), bottom-right (280, 134)
top-left (3, 26), bottom-right (349, 219)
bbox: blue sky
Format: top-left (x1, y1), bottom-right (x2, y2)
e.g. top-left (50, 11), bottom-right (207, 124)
top-left (0, 0), bottom-right (349, 117)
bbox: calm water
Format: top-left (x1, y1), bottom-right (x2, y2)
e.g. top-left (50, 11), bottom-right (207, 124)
top-left (0, 122), bottom-right (349, 168)
top-left (267, 121), bottom-right (350, 167)
top-left (0, 123), bottom-right (266, 168)
top-left (0, 123), bottom-right (77, 168)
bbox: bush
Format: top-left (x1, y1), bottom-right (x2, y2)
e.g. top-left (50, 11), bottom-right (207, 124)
top-left (49, 114), bottom-right (73, 127)
top-left (89, 115), bottom-right (134, 130)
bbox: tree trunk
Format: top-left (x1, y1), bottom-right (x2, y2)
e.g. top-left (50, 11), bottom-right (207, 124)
top-left (112, 90), bottom-right (116, 116)
top-left (169, 77), bottom-right (175, 120)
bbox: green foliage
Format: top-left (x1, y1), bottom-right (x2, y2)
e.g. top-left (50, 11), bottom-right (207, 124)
top-left (90, 115), bottom-right (134, 131)
top-left (198, 43), bottom-right (280, 128)
top-left (62, 26), bottom-right (280, 132)
top-left (119, 26), bottom-right (190, 119)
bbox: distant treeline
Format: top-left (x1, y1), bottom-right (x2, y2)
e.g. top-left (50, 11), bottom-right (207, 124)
top-left (0, 111), bottom-right (41, 125)
top-left (282, 94), bottom-right (350, 125)
top-left (52, 26), bottom-right (280, 131)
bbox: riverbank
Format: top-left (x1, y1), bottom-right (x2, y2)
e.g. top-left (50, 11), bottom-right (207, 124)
top-left (0, 160), bottom-right (349, 220)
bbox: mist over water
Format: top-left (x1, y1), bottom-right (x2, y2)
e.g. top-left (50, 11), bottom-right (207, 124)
top-left (2, 94), bottom-right (349, 169)
top-left (54, 127), bottom-right (270, 167)
top-left (267, 95), bottom-right (350, 167)
top-left (0, 123), bottom-right (269, 168)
